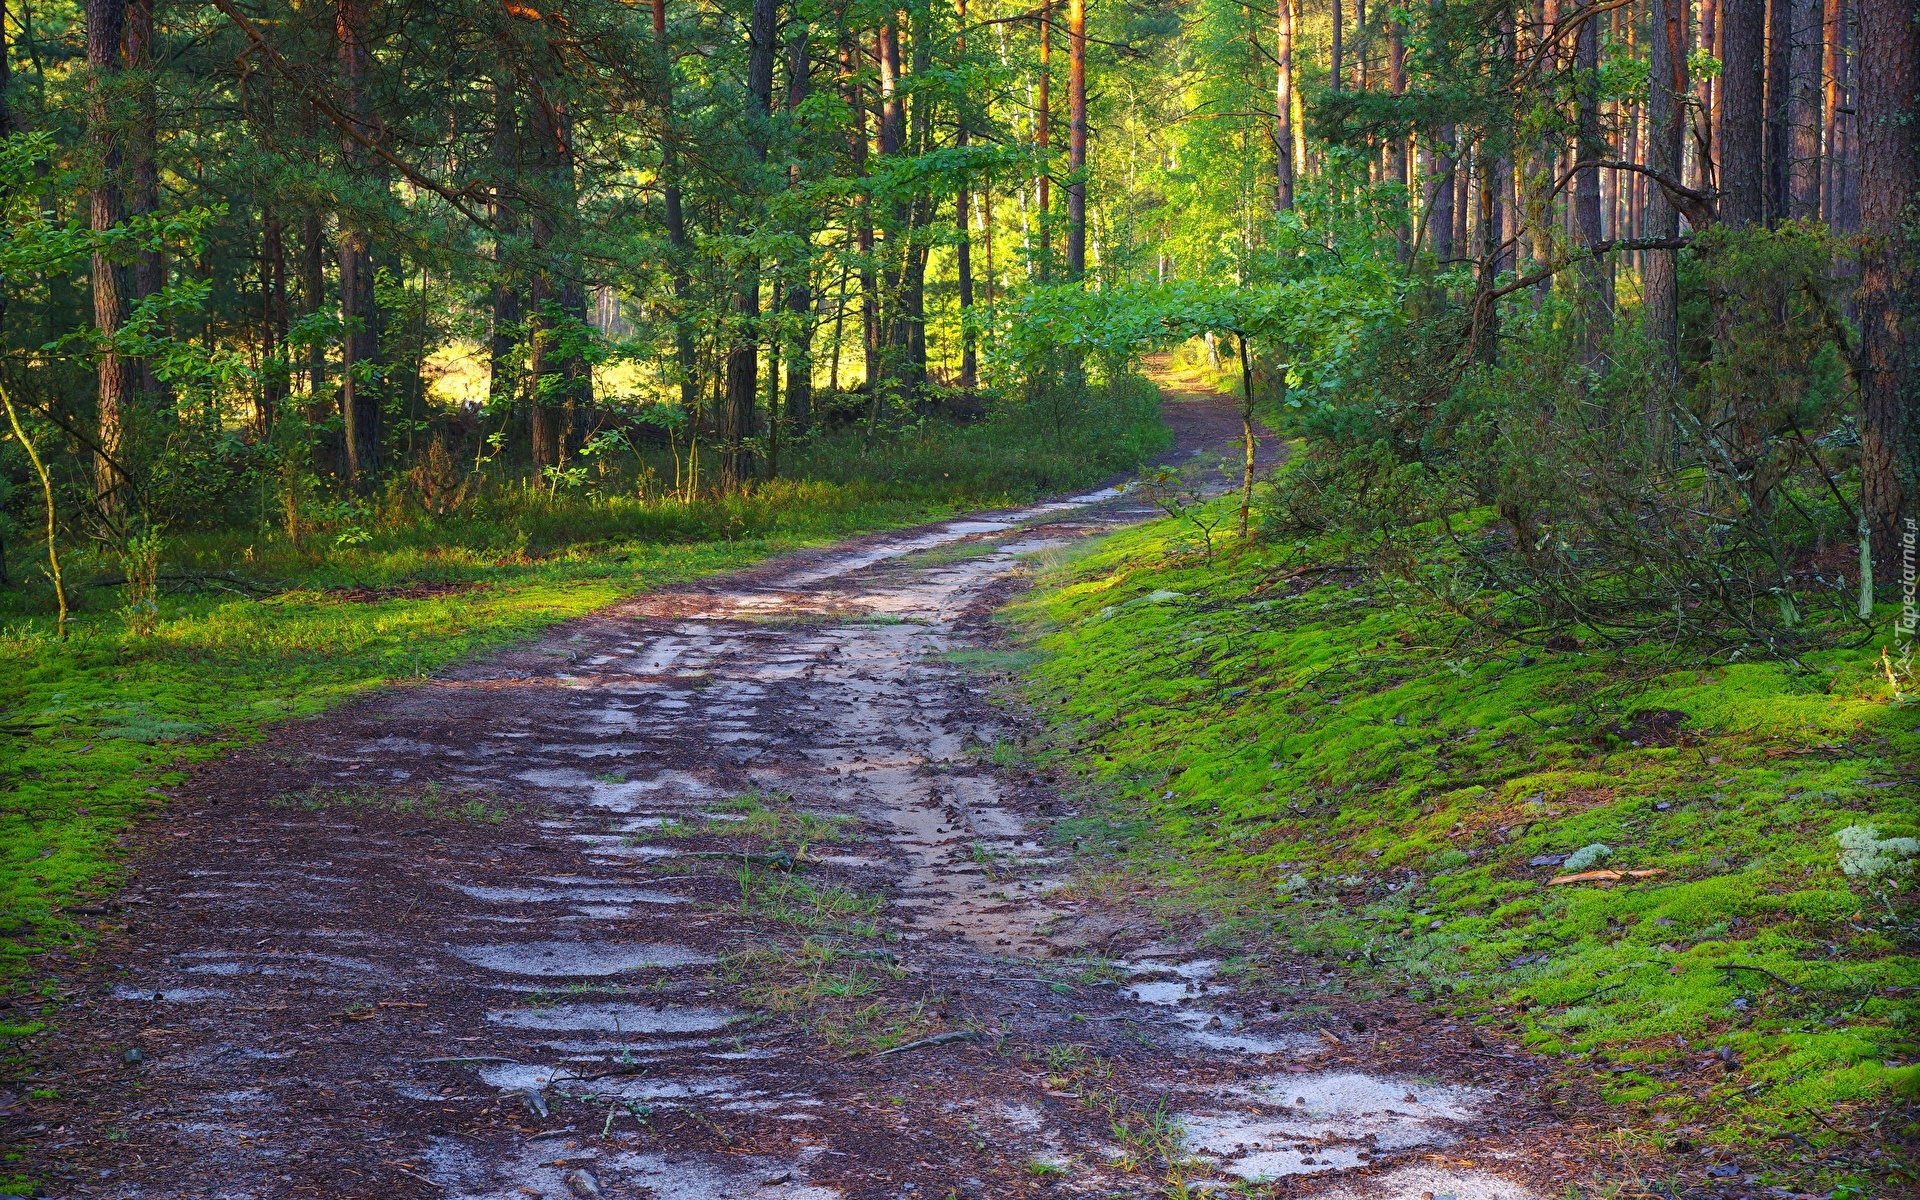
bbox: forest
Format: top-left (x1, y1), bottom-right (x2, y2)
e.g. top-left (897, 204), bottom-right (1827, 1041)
top-left (0, 0), bottom-right (1918, 1192)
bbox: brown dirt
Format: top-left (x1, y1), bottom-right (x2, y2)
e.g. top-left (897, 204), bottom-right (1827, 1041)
top-left (5, 379), bottom-right (1729, 1200)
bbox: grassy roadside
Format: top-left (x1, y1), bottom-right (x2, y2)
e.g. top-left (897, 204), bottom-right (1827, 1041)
top-left (1003, 495), bottom-right (1918, 1190)
top-left (0, 383), bottom-right (1172, 1008)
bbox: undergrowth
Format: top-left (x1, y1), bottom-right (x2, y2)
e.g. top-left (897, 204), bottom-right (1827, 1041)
top-left (1007, 494), bottom-right (1920, 1188)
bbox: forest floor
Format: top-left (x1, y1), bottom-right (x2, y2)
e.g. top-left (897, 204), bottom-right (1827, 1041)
top-left (1, 373), bottom-right (1866, 1200)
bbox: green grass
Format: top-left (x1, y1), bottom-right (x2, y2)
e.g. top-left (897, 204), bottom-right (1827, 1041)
top-left (735, 864), bottom-right (885, 936)
top-left (1006, 496), bottom-right (1919, 1187)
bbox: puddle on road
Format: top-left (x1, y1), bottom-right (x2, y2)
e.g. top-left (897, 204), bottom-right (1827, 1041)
top-left (449, 883), bottom-right (686, 905)
top-left (451, 942), bottom-right (714, 976)
top-left (1177, 1027), bottom-right (1321, 1056)
top-left (111, 986), bottom-right (230, 1003)
top-left (424, 1141), bottom-right (838, 1200)
top-left (1182, 1070), bottom-right (1494, 1181)
top-left (486, 1003), bottom-right (737, 1034)
top-left (479, 1063), bottom-right (753, 1105)
top-left (1308, 1163), bottom-right (1541, 1200)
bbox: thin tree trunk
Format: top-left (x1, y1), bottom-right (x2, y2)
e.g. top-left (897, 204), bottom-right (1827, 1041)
top-left (1856, 0), bottom-right (1917, 575)
top-left (1035, 4), bottom-right (1051, 278)
top-left (1332, 0), bottom-right (1343, 89)
top-left (1821, 0), bottom-right (1844, 224)
top-left (1065, 0), bottom-right (1086, 279)
top-left (489, 74), bottom-right (523, 421)
top-left (335, 0), bottom-right (379, 484)
top-left (1722, 0), bottom-right (1767, 227)
top-left (723, 0), bottom-right (776, 487)
top-left (1696, 0), bottom-right (1719, 191)
top-left (127, 0), bottom-right (164, 402)
top-left (1274, 0), bottom-right (1294, 211)
top-left (261, 205), bottom-right (289, 431)
top-left (87, 0), bottom-right (129, 514)
top-left (784, 18), bottom-right (814, 436)
top-left (955, 0), bottom-right (977, 390)
top-left (653, 0), bottom-right (699, 420)
top-left (1575, 10), bottom-right (1610, 363)
top-left (1429, 126), bottom-right (1456, 262)
top-left (1389, 16), bottom-right (1407, 255)
top-left (840, 32), bottom-right (878, 394)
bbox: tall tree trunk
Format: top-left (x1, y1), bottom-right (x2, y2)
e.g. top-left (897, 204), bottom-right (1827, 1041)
top-left (784, 19), bottom-right (815, 433)
top-left (1643, 0), bottom-right (1687, 378)
top-left (261, 206), bottom-right (290, 432)
top-left (1767, 0), bottom-right (1792, 221)
top-left (1332, 0), bottom-right (1343, 89)
top-left (839, 32), bottom-right (878, 393)
top-left (1065, 0), bottom-right (1086, 279)
top-left (954, 0), bottom-right (977, 390)
top-left (901, 10), bottom-right (931, 389)
top-left (1696, 0), bottom-right (1719, 191)
top-left (723, 0), bottom-right (776, 488)
top-left (653, 0), bottom-right (699, 420)
top-left (1788, 0), bottom-right (1823, 217)
top-left (488, 75), bottom-right (523, 420)
top-left (1722, 0), bottom-right (1767, 226)
top-left (127, 0), bottom-right (165, 402)
top-left (1574, 9), bottom-right (1610, 362)
top-left (1274, 0), bottom-right (1294, 211)
top-left (1856, 0), bottom-right (1917, 575)
top-left (301, 204), bottom-right (326, 404)
top-left (1429, 126), bottom-right (1456, 261)
top-left (1821, 0), bottom-right (1845, 224)
top-left (1389, 16), bottom-right (1408, 256)
top-left (88, 0), bottom-right (129, 514)
top-left (1035, 4), bottom-right (1051, 278)
top-left (335, 0), bottom-right (380, 484)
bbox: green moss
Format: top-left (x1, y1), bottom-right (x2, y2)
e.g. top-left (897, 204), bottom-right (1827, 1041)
top-left (1007, 499), bottom-right (1920, 1163)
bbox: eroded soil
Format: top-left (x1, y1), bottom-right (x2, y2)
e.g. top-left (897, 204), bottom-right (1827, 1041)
top-left (11, 389), bottom-right (1667, 1199)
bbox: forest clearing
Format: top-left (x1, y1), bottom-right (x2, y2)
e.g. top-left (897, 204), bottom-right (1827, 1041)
top-left (0, 0), bottom-right (1917, 1195)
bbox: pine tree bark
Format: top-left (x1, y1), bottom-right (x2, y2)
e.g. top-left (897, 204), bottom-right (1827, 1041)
top-left (1856, 0), bottom-right (1918, 574)
top-left (1429, 126), bottom-right (1456, 261)
top-left (1642, 0), bottom-right (1686, 378)
top-left (87, 0), bottom-right (129, 513)
top-left (1721, 0), bottom-right (1767, 226)
top-left (1788, 0), bottom-right (1823, 217)
top-left (1767, 0), bottom-right (1792, 221)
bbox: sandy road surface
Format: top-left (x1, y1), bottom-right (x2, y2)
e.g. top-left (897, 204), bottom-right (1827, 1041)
top-left (13, 386), bottom-right (1614, 1200)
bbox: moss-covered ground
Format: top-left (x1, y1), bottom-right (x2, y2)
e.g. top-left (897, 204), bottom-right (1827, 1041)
top-left (1005, 490), bottom-right (1919, 1187)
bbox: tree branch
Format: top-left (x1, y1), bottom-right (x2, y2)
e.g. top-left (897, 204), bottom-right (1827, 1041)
top-left (1484, 236), bottom-right (1693, 304)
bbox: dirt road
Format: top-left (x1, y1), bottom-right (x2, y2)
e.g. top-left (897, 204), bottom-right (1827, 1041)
top-left (13, 385), bottom-right (1616, 1199)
